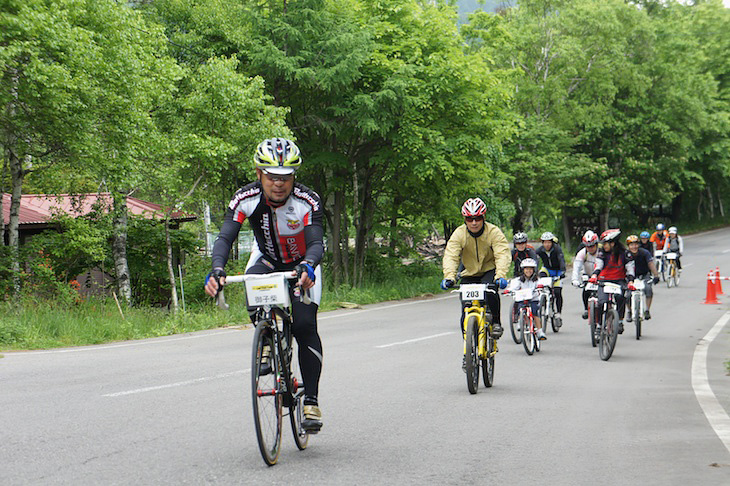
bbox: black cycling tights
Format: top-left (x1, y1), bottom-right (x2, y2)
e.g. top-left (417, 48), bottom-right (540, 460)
top-left (291, 299), bottom-right (323, 400)
top-left (553, 286), bottom-right (563, 313)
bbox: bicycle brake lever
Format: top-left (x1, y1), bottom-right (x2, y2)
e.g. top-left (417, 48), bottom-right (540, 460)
top-left (216, 288), bottom-right (230, 310)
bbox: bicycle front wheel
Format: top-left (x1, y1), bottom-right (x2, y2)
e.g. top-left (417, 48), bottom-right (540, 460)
top-left (465, 316), bottom-right (480, 394)
top-left (589, 302), bottom-right (598, 348)
top-left (667, 263), bottom-right (675, 288)
top-left (482, 330), bottom-right (495, 388)
top-left (252, 322), bottom-right (283, 466)
top-left (633, 294), bottom-right (642, 340)
top-left (510, 303), bottom-right (522, 344)
top-left (599, 308), bottom-right (619, 361)
top-left (521, 314), bottom-right (534, 356)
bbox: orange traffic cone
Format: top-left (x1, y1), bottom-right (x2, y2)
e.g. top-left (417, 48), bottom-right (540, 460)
top-left (704, 271), bottom-right (720, 304)
top-left (715, 267), bottom-right (724, 295)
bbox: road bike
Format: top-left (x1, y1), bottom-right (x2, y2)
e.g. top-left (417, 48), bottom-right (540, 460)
top-left (507, 288), bottom-right (541, 355)
top-left (628, 278), bottom-right (650, 340)
top-left (453, 283), bottom-right (499, 394)
top-left (654, 250), bottom-right (666, 282)
top-left (580, 275), bottom-right (600, 347)
top-left (665, 252), bottom-right (680, 288)
top-left (217, 271), bottom-right (310, 466)
top-left (537, 276), bottom-right (563, 333)
top-left (597, 281), bottom-right (622, 361)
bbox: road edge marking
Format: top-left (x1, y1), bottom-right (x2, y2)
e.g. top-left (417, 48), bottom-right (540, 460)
top-left (376, 331), bottom-right (456, 349)
top-left (691, 311), bottom-right (730, 456)
top-left (103, 369), bottom-right (249, 397)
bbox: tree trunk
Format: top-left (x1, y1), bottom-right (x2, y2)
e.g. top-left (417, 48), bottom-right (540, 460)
top-left (165, 217), bottom-right (179, 314)
top-left (599, 207), bottom-right (610, 233)
top-left (561, 207), bottom-right (571, 253)
top-left (112, 192), bottom-right (132, 305)
top-left (353, 168), bottom-right (374, 287)
top-left (707, 186), bottom-right (715, 219)
top-left (389, 193), bottom-right (401, 253)
top-left (718, 185), bottom-right (725, 218)
top-left (8, 150), bottom-right (24, 295)
top-left (671, 193), bottom-right (683, 222)
top-left (324, 187), bottom-right (346, 286)
top-left (1, 154), bottom-right (7, 245)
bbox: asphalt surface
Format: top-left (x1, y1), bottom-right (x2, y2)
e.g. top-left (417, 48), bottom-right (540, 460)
top-left (3, 228), bottom-right (730, 484)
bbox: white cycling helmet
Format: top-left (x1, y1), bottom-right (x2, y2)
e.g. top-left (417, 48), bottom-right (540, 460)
top-left (461, 198), bottom-right (487, 218)
top-left (582, 230), bottom-right (598, 245)
top-left (656, 223), bottom-right (665, 231)
top-left (540, 231), bottom-right (555, 242)
top-left (668, 226), bottom-right (678, 234)
top-left (520, 258), bottom-right (538, 269)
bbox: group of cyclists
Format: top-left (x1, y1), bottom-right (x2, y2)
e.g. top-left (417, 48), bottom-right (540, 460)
top-left (441, 196), bottom-right (684, 357)
top-left (201, 135), bottom-right (686, 435)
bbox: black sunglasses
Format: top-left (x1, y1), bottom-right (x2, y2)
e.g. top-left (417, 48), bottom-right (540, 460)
top-left (263, 172), bottom-right (294, 182)
top-left (465, 216), bottom-right (484, 222)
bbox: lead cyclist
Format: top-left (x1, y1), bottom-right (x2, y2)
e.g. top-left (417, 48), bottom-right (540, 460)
top-left (204, 138), bottom-right (325, 433)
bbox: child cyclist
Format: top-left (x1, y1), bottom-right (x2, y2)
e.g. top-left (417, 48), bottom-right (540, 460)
top-left (507, 258), bottom-right (546, 340)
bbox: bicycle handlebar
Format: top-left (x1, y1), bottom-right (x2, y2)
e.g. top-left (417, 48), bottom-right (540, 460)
top-left (216, 271), bottom-right (311, 310)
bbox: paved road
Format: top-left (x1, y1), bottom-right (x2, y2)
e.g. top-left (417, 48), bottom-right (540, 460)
top-left (3, 229), bottom-right (730, 484)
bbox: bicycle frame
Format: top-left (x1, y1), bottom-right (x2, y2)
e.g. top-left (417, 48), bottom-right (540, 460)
top-left (630, 279), bottom-right (648, 319)
top-left (462, 300), bottom-right (492, 360)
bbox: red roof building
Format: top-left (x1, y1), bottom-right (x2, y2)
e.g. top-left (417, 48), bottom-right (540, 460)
top-left (2, 193), bottom-right (196, 244)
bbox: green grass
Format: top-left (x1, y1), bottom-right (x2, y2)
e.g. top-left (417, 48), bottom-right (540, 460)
top-left (0, 263), bottom-right (444, 351)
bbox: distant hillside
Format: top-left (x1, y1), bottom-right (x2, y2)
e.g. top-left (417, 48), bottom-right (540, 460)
top-left (457, 0), bottom-right (514, 22)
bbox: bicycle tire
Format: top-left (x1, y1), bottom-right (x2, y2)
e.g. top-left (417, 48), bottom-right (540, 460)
top-left (465, 316), bottom-right (480, 394)
top-left (510, 303), bottom-right (522, 344)
top-left (520, 313), bottom-right (534, 356)
top-left (252, 321), bottom-right (283, 466)
top-left (667, 263), bottom-right (674, 288)
top-left (279, 316), bottom-right (309, 451)
top-left (482, 330), bottom-right (495, 388)
top-left (589, 301), bottom-right (598, 348)
top-left (289, 393), bottom-right (309, 450)
top-left (550, 295), bottom-right (560, 333)
top-left (539, 294), bottom-right (548, 329)
top-left (599, 308), bottom-right (619, 361)
top-left (633, 294), bottom-right (642, 340)
top-left (675, 265), bottom-right (681, 287)
top-left (534, 316), bottom-right (542, 353)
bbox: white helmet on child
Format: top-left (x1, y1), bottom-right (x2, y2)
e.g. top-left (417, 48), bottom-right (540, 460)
top-left (520, 258), bottom-right (538, 269)
top-left (668, 226), bottom-right (678, 234)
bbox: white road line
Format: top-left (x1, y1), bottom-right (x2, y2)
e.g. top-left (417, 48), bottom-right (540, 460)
top-left (722, 249), bottom-right (730, 254)
top-left (319, 294), bottom-right (455, 320)
top-left (7, 295), bottom-right (455, 356)
top-left (691, 311), bottom-right (730, 455)
top-left (376, 331), bottom-right (456, 349)
top-left (103, 369), bottom-right (249, 397)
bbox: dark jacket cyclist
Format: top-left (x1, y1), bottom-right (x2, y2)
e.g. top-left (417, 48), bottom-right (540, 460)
top-left (204, 138), bottom-right (324, 433)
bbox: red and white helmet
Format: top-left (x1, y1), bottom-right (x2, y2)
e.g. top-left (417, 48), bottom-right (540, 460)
top-left (461, 198), bottom-right (487, 218)
top-left (582, 230), bottom-right (598, 246)
top-left (600, 228), bottom-right (621, 243)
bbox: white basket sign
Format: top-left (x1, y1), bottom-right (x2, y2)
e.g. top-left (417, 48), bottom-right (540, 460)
top-left (514, 288), bottom-right (534, 301)
top-left (460, 284), bottom-right (487, 301)
top-left (244, 274), bottom-right (290, 307)
top-left (603, 282), bottom-right (623, 294)
top-left (665, 252), bottom-right (678, 260)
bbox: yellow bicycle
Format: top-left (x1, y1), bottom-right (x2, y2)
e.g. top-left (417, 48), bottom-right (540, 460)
top-left (453, 283), bottom-right (499, 394)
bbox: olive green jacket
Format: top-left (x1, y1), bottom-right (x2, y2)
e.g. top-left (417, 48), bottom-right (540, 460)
top-left (442, 223), bottom-right (511, 281)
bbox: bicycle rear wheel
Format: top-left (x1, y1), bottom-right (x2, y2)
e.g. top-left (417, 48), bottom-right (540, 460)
top-left (252, 321), bottom-right (283, 466)
top-left (465, 316), bottom-right (479, 394)
top-left (482, 329), bottom-right (495, 388)
top-left (521, 314), bottom-right (534, 356)
top-left (550, 296), bottom-right (560, 333)
top-left (282, 324), bottom-right (309, 451)
top-left (589, 301), bottom-right (598, 348)
top-left (599, 308), bottom-right (619, 361)
top-left (510, 303), bottom-right (522, 344)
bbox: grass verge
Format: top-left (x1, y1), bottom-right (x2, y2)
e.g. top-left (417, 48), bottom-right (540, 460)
top-left (0, 263), bottom-right (443, 351)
